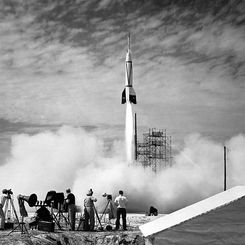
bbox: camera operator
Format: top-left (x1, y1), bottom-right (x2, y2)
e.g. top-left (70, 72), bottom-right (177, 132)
top-left (0, 189), bottom-right (8, 230)
top-left (114, 190), bottom-right (128, 231)
top-left (84, 189), bottom-right (97, 231)
top-left (65, 188), bottom-right (76, 231)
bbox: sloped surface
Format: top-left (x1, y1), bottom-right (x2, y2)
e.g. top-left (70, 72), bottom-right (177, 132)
top-left (140, 186), bottom-right (245, 238)
top-left (153, 196), bottom-right (245, 244)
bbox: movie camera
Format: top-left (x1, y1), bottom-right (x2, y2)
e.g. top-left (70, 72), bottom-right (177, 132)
top-left (43, 190), bottom-right (69, 230)
top-left (2, 189), bottom-right (13, 196)
top-left (4, 190), bottom-right (37, 235)
top-left (44, 191), bottom-right (65, 210)
top-left (100, 192), bottom-right (116, 228)
top-left (102, 193), bottom-right (112, 200)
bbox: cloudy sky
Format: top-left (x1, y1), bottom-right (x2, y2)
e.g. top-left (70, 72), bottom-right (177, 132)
top-left (0, 0), bottom-right (245, 162)
top-left (1, 0), bottom-right (245, 213)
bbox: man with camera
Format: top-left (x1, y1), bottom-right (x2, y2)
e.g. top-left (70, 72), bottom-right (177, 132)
top-left (84, 189), bottom-right (97, 231)
top-left (65, 188), bottom-right (76, 231)
top-left (0, 189), bottom-right (8, 230)
top-left (114, 190), bottom-right (128, 231)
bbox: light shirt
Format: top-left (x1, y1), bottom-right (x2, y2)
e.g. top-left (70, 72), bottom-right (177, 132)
top-left (0, 195), bottom-right (7, 208)
top-left (114, 195), bottom-right (128, 209)
top-left (84, 196), bottom-right (97, 208)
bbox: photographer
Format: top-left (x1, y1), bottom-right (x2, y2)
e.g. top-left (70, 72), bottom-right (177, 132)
top-left (65, 188), bottom-right (76, 231)
top-left (114, 190), bottom-right (128, 231)
top-left (84, 189), bottom-right (97, 231)
top-left (0, 189), bottom-right (8, 230)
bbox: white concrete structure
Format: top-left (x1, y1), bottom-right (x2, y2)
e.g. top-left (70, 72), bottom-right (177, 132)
top-left (140, 186), bottom-right (245, 245)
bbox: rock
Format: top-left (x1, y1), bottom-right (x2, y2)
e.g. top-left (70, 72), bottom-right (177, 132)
top-left (0, 214), bottom-right (154, 244)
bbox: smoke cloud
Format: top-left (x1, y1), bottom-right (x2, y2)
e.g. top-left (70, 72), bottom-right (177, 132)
top-left (0, 126), bottom-right (244, 214)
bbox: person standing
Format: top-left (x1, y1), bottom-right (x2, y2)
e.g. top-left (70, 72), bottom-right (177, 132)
top-left (0, 190), bottom-right (7, 230)
top-left (114, 190), bottom-right (128, 230)
top-left (65, 188), bottom-right (76, 231)
top-left (84, 189), bottom-right (97, 231)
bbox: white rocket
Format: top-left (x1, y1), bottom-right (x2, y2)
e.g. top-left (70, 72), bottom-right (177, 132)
top-left (121, 34), bottom-right (137, 104)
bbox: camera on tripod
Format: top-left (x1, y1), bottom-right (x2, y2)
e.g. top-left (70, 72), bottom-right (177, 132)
top-left (44, 190), bottom-right (65, 210)
top-left (2, 189), bottom-right (13, 196)
top-left (102, 193), bottom-right (112, 200)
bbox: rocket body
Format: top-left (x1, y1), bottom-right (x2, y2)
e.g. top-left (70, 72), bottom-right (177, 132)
top-left (121, 36), bottom-right (137, 104)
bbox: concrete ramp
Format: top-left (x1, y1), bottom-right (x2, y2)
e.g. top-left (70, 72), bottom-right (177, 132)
top-left (140, 186), bottom-right (245, 244)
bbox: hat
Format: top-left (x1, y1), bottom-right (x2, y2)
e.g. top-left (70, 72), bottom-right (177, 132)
top-left (87, 189), bottom-right (93, 196)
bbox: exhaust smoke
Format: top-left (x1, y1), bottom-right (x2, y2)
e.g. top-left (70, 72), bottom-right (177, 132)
top-left (0, 127), bottom-right (245, 213)
top-left (125, 102), bottom-right (134, 163)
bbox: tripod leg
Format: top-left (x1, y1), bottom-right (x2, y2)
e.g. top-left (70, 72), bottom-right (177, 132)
top-left (9, 199), bottom-right (19, 223)
top-left (22, 216), bottom-right (29, 234)
top-left (8, 216), bottom-right (29, 236)
top-left (19, 216), bottom-right (28, 234)
top-left (56, 210), bottom-right (71, 228)
top-left (52, 213), bottom-right (62, 230)
top-left (1, 199), bottom-right (9, 228)
top-left (62, 212), bottom-right (71, 227)
top-left (100, 201), bottom-right (109, 222)
top-left (6, 197), bottom-right (29, 236)
top-left (3, 199), bottom-right (8, 217)
top-left (77, 213), bottom-right (85, 231)
top-left (93, 204), bottom-right (103, 230)
top-left (50, 203), bottom-right (62, 230)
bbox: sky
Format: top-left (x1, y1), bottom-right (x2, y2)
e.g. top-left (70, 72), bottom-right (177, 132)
top-left (0, 0), bottom-right (245, 212)
top-left (0, 0), bottom-right (245, 146)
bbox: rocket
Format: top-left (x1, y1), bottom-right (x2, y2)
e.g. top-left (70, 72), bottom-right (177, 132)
top-left (121, 34), bottom-right (137, 104)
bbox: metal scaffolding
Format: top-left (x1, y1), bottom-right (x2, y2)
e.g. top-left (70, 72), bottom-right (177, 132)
top-left (136, 128), bottom-right (172, 173)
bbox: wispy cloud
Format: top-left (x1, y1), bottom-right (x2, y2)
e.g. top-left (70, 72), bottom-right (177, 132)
top-left (0, 0), bottom-right (244, 145)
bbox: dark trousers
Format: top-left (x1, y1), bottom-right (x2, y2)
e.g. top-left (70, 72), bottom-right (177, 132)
top-left (68, 204), bottom-right (76, 231)
top-left (84, 207), bottom-right (95, 231)
top-left (0, 207), bottom-right (5, 229)
top-left (115, 208), bottom-right (126, 230)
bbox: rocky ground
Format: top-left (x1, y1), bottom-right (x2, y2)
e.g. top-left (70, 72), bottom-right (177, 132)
top-left (0, 214), bottom-right (160, 245)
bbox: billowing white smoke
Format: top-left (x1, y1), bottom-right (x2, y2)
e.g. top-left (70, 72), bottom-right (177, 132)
top-left (0, 126), bottom-right (103, 201)
top-left (0, 127), bottom-right (245, 214)
top-left (125, 102), bottom-right (134, 163)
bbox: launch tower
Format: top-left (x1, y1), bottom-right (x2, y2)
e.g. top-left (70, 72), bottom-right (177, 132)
top-left (137, 128), bottom-right (172, 173)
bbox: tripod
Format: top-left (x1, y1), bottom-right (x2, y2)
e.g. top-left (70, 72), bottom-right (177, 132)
top-left (77, 204), bottom-right (103, 231)
top-left (8, 216), bottom-right (29, 235)
top-left (100, 197), bottom-right (116, 224)
top-left (50, 202), bottom-right (70, 230)
top-left (4, 194), bottom-right (29, 235)
top-left (3, 194), bottom-right (19, 224)
top-left (93, 203), bottom-right (103, 230)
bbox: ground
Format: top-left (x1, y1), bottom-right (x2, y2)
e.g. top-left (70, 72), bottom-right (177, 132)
top-left (0, 214), bottom-right (159, 245)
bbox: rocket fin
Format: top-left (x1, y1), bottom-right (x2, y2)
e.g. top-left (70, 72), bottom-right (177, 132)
top-left (129, 95), bottom-right (137, 104)
top-left (121, 88), bottom-right (126, 104)
top-left (129, 87), bottom-right (137, 104)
